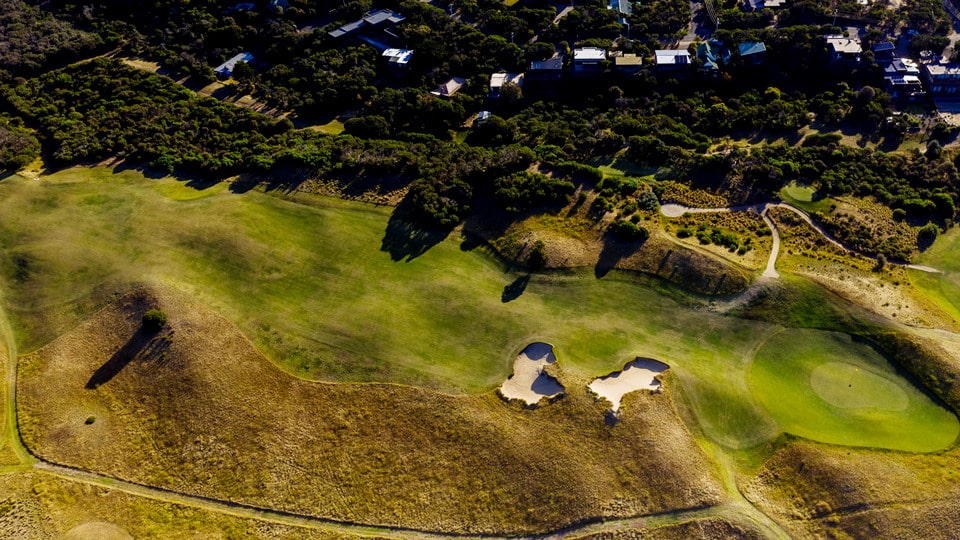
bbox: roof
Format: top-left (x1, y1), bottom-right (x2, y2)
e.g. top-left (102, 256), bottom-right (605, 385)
top-left (608, 0), bottom-right (632, 15)
top-left (739, 41), bottom-right (766, 56)
top-left (924, 62), bottom-right (960, 77)
top-left (383, 48), bottom-right (413, 66)
top-left (655, 50), bottom-right (691, 65)
top-left (614, 54), bottom-right (642, 66)
top-left (431, 77), bottom-right (466, 97)
top-left (529, 57), bottom-right (563, 71)
top-left (574, 47), bottom-right (607, 62)
top-left (490, 72), bottom-right (525, 88)
top-left (873, 41), bottom-right (895, 53)
top-left (214, 52), bottom-right (254, 74)
top-left (826, 37), bottom-right (862, 55)
top-left (364, 9), bottom-right (405, 25)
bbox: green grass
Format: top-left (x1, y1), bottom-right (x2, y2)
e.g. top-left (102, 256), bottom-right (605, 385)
top-left (748, 329), bottom-right (959, 452)
top-left (0, 167), bottom-right (955, 452)
top-left (779, 181), bottom-right (837, 214)
top-left (912, 227), bottom-right (960, 323)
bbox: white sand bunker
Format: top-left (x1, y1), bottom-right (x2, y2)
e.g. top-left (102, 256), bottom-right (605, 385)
top-left (499, 342), bottom-right (565, 405)
top-left (589, 358), bottom-right (670, 412)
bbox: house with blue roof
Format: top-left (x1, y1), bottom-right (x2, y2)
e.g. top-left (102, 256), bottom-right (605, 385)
top-left (738, 41), bottom-right (767, 64)
top-left (214, 52), bottom-right (254, 79)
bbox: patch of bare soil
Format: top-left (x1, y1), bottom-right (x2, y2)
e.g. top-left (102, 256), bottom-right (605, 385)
top-left (575, 517), bottom-right (766, 539)
top-left (743, 442), bottom-right (960, 539)
top-left (64, 522), bottom-right (132, 540)
top-left (18, 286), bottom-right (725, 534)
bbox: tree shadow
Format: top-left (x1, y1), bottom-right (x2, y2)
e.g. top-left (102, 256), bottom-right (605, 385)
top-left (595, 237), bottom-right (645, 278)
top-left (380, 207), bottom-right (450, 262)
top-left (86, 328), bottom-right (170, 389)
top-left (501, 274), bottom-right (531, 303)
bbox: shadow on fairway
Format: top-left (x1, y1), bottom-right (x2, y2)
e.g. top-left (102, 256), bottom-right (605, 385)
top-left (381, 207), bottom-right (449, 262)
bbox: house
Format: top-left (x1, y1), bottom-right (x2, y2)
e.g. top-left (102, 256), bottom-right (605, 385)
top-left (329, 9), bottom-right (405, 39)
top-left (885, 74), bottom-right (924, 100)
top-left (608, 0), bottom-right (632, 24)
top-left (738, 41), bottom-right (767, 64)
top-left (826, 35), bottom-right (861, 64)
top-left (573, 47), bottom-right (607, 75)
top-left (382, 48), bottom-right (413, 69)
top-left (528, 57), bottom-right (564, 81)
top-left (696, 42), bottom-right (720, 71)
top-left (872, 41), bottom-right (896, 64)
top-left (489, 72), bottom-right (524, 98)
top-left (743, 0), bottom-right (785, 10)
top-left (612, 53), bottom-right (643, 74)
top-left (431, 77), bottom-right (466, 97)
top-left (921, 62), bottom-right (960, 96)
top-left (655, 49), bottom-right (692, 69)
top-left (214, 52), bottom-right (254, 79)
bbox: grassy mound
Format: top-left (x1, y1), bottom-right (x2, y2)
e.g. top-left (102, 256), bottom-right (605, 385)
top-left (748, 329), bottom-right (959, 452)
top-left (18, 287), bottom-right (725, 533)
top-left (744, 442), bottom-right (960, 539)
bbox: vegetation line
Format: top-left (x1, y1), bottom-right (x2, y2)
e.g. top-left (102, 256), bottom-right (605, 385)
top-left (32, 460), bottom-right (749, 538)
top-left (0, 284), bottom-right (33, 466)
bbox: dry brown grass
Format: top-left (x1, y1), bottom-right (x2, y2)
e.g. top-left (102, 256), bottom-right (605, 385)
top-left (573, 517), bottom-right (767, 539)
top-left (0, 470), bottom-right (346, 539)
top-left (743, 441), bottom-right (960, 539)
top-left (18, 286), bottom-right (725, 534)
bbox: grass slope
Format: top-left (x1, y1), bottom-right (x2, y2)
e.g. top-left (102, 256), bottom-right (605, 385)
top-left (748, 329), bottom-right (958, 452)
top-left (17, 287), bottom-right (725, 533)
top-left (2, 167), bottom-right (954, 454)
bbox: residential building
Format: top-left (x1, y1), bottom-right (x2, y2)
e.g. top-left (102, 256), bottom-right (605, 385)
top-left (743, 0), bottom-right (785, 10)
top-left (489, 72), bottom-right (524, 98)
top-left (872, 41), bottom-right (895, 64)
top-left (329, 9), bottom-right (405, 39)
top-left (738, 41), bottom-right (767, 64)
top-left (696, 41), bottom-right (720, 72)
top-left (608, 0), bottom-right (632, 24)
top-left (528, 57), bottom-right (564, 81)
top-left (431, 77), bottom-right (466, 97)
top-left (654, 49), bottom-right (692, 69)
top-left (611, 53), bottom-right (642, 74)
top-left (382, 48), bottom-right (413, 69)
top-left (573, 47), bottom-right (607, 75)
top-left (826, 35), bottom-right (861, 64)
top-left (921, 62), bottom-right (960, 96)
top-left (214, 52), bottom-right (254, 79)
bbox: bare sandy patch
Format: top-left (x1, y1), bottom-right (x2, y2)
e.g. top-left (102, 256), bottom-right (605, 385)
top-left (589, 358), bottom-right (669, 412)
top-left (498, 342), bottom-right (565, 405)
top-left (64, 521), bottom-right (133, 540)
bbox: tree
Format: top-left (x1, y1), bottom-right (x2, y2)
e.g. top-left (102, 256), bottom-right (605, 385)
top-left (527, 240), bottom-right (548, 269)
top-left (142, 309), bottom-right (168, 332)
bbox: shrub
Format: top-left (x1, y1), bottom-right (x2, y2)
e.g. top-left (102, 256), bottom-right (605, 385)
top-left (527, 240), bottom-right (548, 269)
top-left (142, 309), bottom-right (168, 332)
top-left (609, 220), bottom-right (650, 241)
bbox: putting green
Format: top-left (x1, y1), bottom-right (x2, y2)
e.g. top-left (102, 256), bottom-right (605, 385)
top-left (749, 329), bottom-right (959, 452)
top-left (810, 362), bottom-right (908, 411)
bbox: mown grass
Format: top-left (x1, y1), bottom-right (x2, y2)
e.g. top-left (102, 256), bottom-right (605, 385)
top-left (779, 181), bottom-right (837, 214)
top-left (912, 227), bottom-right (960, 323)
top-left (748, 329), bottom-right (959, 452)
top-left (1, 167), bottom-right (955, 455)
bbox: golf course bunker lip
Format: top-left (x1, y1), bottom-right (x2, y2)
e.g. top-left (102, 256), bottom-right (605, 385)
top-left (498, 342), bottom-right (565, 405)
top-left (589, 358), bottom-right (669, 412)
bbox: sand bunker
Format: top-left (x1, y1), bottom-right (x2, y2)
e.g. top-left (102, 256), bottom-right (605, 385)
top-left (499, 342), bottom-right (565, 405)
top-left (589, 358), bottom-right (669, 412)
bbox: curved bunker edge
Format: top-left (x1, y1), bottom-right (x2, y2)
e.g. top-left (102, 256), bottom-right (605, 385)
top-left (589, 358), bottom-right (670, 412)
top-left (498, 342), bottom-right (565, 406)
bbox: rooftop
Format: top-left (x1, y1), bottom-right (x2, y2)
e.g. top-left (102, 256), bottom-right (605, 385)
top-left (655, 49), bottom-right (691, 65)
top-left (826, 36), bottom-right (862, 54)
top-left (383, 48), bottom-right (414, 66)
top-left (574, 47), bottom-right (607, 62)
top-left (925, 62), bottom-right (960, 77)
top-left (739, 41), bottom-right (766, 56)
top-left (215, 52), bottom-right (254, 74)
top-left (490, 72), bottom-right (525, 88)
top-left (529, 57), bottom-right (564, 70)
top-left (431, 77), bottom-right (466, 97)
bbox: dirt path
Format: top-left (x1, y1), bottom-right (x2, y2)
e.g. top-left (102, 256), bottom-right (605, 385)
top-left (660, 202), bottom-right (942, 277)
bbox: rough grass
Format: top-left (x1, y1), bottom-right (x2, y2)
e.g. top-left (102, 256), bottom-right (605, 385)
top-left (0, 470), bottom-right (340, 539)
top-left (743, 441), bottom-right (960, 539)
top-left (17, 287), bottom-right (726, 533)
top-left (748, 329), bottom-right (959, 452)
